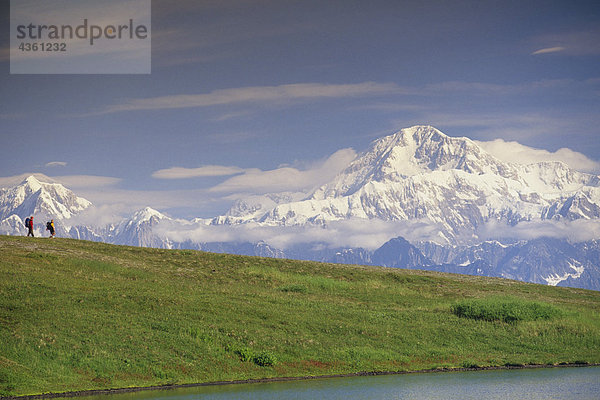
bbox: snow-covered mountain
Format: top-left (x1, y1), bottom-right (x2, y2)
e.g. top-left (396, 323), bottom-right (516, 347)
top-left (109, 207), bottom-right (173, 248)
top-left (2, 125), bottom-right (600, 290)
top-left (213, 126), bottom-right (600, 244)
top-left (0, 175), bottom-right (91, 222)
top-left (0, 176), bottom-right (91, 236)
top-left (0, 176), bottom-right (172, 246)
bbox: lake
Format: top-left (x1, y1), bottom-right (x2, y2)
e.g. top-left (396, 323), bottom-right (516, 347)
top-left (66, 366), bottom-right (600, 400)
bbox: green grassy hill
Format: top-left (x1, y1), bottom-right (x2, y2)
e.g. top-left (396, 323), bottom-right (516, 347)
top-left (1, 235), bottom-right (599, 397)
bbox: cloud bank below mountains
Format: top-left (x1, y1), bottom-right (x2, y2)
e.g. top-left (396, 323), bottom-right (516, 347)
top-left (152, 216), bottom-right (600, 251)
top-left (153, 218), bottom-right (442, 250)
top-left (477, 219), bottom-right (600, 244)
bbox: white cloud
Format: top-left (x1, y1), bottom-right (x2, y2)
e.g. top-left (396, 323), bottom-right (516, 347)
top-left (152, 165), bottom-right (245, 179)
top-left (478, 219), bottom-right (600, 243)
top-left (474, 139), bottom-right (600, 173)
top-left (151, 148), bottom-right (357, 194)
top-left (154, 218), bottom-right (440, 250)
top-left (67, 204), bottom-right (128, 228)
top-left (529, 28), bottom-right (600, 56)
top-left (211, 111), bottom-right (252, 121)
top-left (209, 148), bottom-right (357, 194)
top-left (531, 46), bottom-right (565, 55)
top-left (99, 82), bottom-right (400, 114)
top-left (45, 161), bottom-right (68, 168)
top-left (208, 167), bottom-right (301, 193)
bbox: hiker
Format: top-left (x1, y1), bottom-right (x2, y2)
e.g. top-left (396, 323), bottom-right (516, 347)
top-left (25, 216), bottom-right (34, 237)
top-left (46, 219), bottom-right (55, 238)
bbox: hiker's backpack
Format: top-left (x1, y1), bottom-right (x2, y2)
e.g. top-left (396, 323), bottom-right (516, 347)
top-left (46, 222), bottom-right (51, 231)
top-left (25, 218), bottom-right (30, 228)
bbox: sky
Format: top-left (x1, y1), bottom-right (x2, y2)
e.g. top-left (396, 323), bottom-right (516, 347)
top-left (1, 0), bottom-right (600, 220)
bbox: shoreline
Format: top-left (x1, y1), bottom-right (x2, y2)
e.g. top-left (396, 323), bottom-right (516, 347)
top-left (3, 362), bottom-right (598, 400)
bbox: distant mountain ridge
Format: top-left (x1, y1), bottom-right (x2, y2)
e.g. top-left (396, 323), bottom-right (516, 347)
top-left (1, 125), bottom-right (599, 290)
top-left (212, 126), bottom-right (600, 244)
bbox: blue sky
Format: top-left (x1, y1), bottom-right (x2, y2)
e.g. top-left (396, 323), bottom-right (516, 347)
top-left (1, 0), bottom-right (599, 219)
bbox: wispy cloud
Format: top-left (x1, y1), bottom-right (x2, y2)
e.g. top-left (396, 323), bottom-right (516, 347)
top-left (98, 82), bottom-right (401, 114)
top-left (45, 161), bottom-right (68, 168)
top-left (209, 148), bottom-right (357, 194)
top-left (211, 111), bottom-right (252, 122)
top-left (529, 28), bottom-right (600, 56)
top-left (531, 46), bottom-right (565, 55)
top-left (152, 165), bottom-right (245, 179)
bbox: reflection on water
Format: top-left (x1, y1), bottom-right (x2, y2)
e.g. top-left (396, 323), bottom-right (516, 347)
top-left (64, 366), bottom-right (600, 400)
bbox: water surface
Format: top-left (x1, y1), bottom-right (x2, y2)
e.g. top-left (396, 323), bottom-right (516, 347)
top-left (73, 366), bottom-right (600, 400)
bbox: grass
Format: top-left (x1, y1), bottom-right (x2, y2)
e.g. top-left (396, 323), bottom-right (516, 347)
top-left (451, 297), bottom-right (564, 323)
top-left (0, 235), bottom-right (599, 396)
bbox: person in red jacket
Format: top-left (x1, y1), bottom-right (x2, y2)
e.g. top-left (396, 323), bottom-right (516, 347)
top-left (27, 216), bottom-right (34, 237)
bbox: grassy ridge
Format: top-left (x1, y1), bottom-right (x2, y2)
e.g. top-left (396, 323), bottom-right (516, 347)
top-left (0, 235), bottom-right (599, 396)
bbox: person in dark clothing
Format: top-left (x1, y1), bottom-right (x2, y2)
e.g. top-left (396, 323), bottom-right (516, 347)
top-left (27, 216), bottom-right (34, 237)
top-left (47, 219), bottom-right (55, 238)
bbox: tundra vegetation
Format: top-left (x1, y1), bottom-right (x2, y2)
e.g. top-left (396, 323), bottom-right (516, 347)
top-left (0, 236), bottom-right (599, 397)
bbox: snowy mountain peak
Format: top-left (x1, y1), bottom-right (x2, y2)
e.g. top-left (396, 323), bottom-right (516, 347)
top-left (394, 125), bottom-right (447, 144)
top-left (311, 125), bottom-right (518, 199)
top-left (130, 207), bottom-right (168, 224)
top-left (22, 175), bottom-right (43, 192)
top-left (0, 176), bottom-right (91, 221)
top-left (379, 125), bottom-right (514, 176)
top-left (111, 207), bottom-right (172, 248)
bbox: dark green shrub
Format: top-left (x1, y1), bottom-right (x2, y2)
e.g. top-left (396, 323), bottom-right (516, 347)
top-left (253, 351), bottom-right (277, 367)
top-left (235, 347), bottom-right (254, 362)
top-left (452, 298), bottom-right (562, 323)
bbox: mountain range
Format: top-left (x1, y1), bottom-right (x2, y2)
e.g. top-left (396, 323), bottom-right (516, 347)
top-left (2, 125), bottom-right (599, 290)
